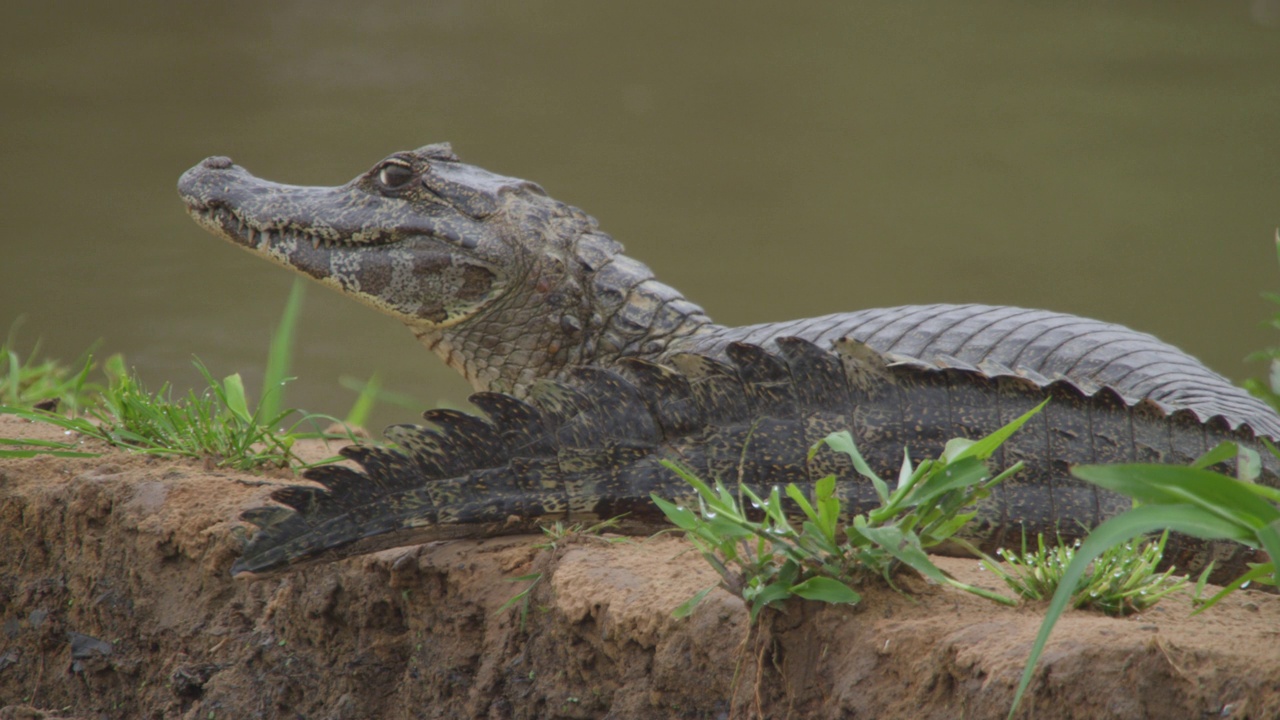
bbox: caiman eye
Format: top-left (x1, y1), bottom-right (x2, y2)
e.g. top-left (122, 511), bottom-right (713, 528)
top-left (377, 161), bottom-right (415, 190)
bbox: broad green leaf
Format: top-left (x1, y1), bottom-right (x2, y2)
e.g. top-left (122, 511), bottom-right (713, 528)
top-left (922, 510), bottom-right (977, 545)
top-left (1071, 464), bottom-right (1280, 530)
top-left (748, 581), bottom-right (794, 620)
top-left (895, 449), bottom-right (915, 492)
top-left (789, 577), bottom-right (861, 604)
top-left (941, 437), bottom-right (975, 463)
top-left (702, 514), bottom-right (756, 541)
top-left (948, 398), bottom-right (1048, 463)
top-left (815, 474), bottom-right (840, 539)
top-left (797, 520), bottom-right (840, 556)
top-left (221, 373), bottom-right (252, 425)
top-left (1191, 441), bottom-right (1238, 470)
top-left (785, 483), bottom-right (818, 523)
top-left (856, 521), bottom-right (943, 580)
top-left (1257, 518), bottom-right (1280, 575)
top-left (650, 494), bottom-right (701, 532)
top-left (713, 478), bottom-right (737, 510)
top-left (822, 431), bottom-right (889, 501)
top-left (761, 485), bottom-right (792, 529)
top-left (1237, 445), bottom-right (1262, 483)
top-left (903, 457), bottom-right (990, 507)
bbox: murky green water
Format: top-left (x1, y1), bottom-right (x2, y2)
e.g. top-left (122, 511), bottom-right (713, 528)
top-left (3, 1), bottom-right (1279, 430)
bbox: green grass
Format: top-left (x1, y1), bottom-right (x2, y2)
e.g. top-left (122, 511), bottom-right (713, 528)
top-left (496, 517), bottom-right (630, 631)
top-left (0, 278), bottom-right (368, 470)
top-left (981, 531), bottom-right (1186, 617)
top-left (0, 350), bottom-right (344, 470)
top-left (657, 400), bottom-right (1046, 622)
top-left (1, 320), bottom-right (112, 414)
top-left (533, 517), bottom-right (629, 550)
top-left (496, 573), bottom-right (544, 631)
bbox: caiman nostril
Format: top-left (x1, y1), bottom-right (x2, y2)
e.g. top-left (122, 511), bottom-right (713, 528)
top-left (203, 156), bottom-right (234, 170)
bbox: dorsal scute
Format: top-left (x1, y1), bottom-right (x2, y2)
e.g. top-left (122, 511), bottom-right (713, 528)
top-left (614, 356), bottom-right (704, 437)
top-left (774, 336), bottom-right (852, 413)
top-left (382, 425), bottom-right (461, 479)
top-left (468, 391), bottom-right (555, 456)
top-left (419, 408), bottom-right (506, 467)
top-left (726, 342), bottom-right (798, 418)
top-left (333, 444), bottom-right (418, 491)
top-left (549, 367), bottom-right (661, 448)
top-left (832, 337), bottom-right (893, 396)
top-left (240, 505), bottom-right (296, 529)
top-left (269, 485), bottom-right (332, 514)
top-left (667, 352), bottom-right (751, 425)
top-left (302, 463), bottom-right (376, 498)
top-left (529, 377), bottom-right (591, 426)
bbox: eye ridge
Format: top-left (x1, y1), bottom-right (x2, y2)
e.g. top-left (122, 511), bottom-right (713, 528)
top-left (377, 160), bottom-right (416, 190)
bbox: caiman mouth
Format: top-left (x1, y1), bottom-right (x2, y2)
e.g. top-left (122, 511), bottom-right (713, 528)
top-left (186, 201), bottom-right (396, 252)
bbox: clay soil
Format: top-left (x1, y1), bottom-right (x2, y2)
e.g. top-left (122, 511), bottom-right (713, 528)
top-left (2, 414), bottom-right (1279, 720)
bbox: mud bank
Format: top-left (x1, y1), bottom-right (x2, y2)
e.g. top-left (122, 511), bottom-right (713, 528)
top-left (2, 415), bottom-right (1278, 719)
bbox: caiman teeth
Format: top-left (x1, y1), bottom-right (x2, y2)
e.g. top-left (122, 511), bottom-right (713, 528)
top-left (202, 205), bottom-right (385, 251)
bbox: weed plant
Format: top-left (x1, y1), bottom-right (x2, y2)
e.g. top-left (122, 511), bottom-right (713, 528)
top-left (657, 401), bottom-right (1047, 622)
top-left (0, 279), bottom-right (374, 470)
top-left (981, 531), bottom-right (1186, 617)
top-left (1, 321), bottom-right (112, 414)
top-left (1, 355), bottom-right (337, 470)
top-left (1007, 445), bottom-right (1280, 715)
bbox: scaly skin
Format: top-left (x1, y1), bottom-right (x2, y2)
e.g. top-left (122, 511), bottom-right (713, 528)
top-left (230, 338), bottom-right (1275, 580)
top-left (178, 144), bottom-right (1280, 577)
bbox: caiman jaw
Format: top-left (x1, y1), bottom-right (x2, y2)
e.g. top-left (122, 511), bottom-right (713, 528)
top-left (186, 200), bottom-right (398, 252)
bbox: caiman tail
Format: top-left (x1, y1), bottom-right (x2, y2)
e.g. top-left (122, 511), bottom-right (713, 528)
top-left (233, 338), bottom-right (1277, 579)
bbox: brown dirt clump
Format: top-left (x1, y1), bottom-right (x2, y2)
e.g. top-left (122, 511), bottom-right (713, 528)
top-left (2, 413), bottom-right (1279, 719)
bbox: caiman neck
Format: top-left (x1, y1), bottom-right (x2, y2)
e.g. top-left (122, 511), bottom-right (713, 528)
top-left (414, 229), bottom-right (715, 396)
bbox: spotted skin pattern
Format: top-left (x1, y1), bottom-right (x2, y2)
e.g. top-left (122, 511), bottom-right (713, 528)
top-left (229, 339), bottom-right (1276, 579)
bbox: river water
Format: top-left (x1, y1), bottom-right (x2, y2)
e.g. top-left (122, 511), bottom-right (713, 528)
top-left (3, 1), bottom-right (1279, 430)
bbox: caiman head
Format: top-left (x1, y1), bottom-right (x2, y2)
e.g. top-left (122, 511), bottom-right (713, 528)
top-left (178, 143), bottom-right (614, 393)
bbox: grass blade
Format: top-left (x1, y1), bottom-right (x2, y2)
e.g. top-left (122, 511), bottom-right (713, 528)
top-left (259, 277), bottom-right (306, 421)
top-left (1071, 464), bottom-right (1280, 533)
top-left (343, 372), bottom-right (381, 428)
top-left (672, 585), bottom-right (716, 618)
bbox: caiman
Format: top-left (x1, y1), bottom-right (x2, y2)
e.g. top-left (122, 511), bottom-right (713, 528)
top-left (177, 144), bottom-right (1280, 579)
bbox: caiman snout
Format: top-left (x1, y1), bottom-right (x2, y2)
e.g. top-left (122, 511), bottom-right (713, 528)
top-left (176, 156), bottom-right (245, 206)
